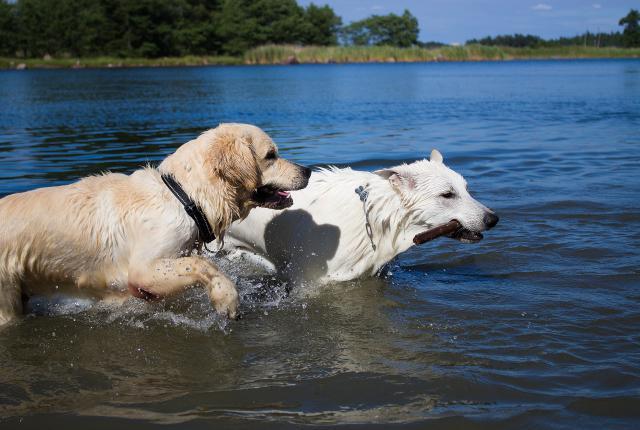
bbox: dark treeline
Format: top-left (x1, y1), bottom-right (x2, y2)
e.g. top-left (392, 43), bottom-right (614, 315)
top-left (0, 0), bottom-right (419, 57)
top-left (467, 9), bottom-right (640, 49)
top-left (1, 1), bottom-right (638, 59)
top-left (467, 32), bottom-right (625, 48)
top-left (0, 0), bottom-right (342, 57)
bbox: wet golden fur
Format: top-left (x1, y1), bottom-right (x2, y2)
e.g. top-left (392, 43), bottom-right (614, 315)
top-left (0, 123), bottom-right (310, 325)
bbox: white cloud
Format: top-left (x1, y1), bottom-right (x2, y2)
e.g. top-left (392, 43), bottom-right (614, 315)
top-left (532, 3), bottom-right (553, 11)
top-left (592, 4), bottom-right (602, 9)
top-left (371, 5), bottom-right (384, 11)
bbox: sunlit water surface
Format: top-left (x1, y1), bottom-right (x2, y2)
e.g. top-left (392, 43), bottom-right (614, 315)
top-left (0, 60), bottom-right (639, 429)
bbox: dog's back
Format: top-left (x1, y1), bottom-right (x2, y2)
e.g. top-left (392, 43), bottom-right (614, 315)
top-left (226, 168), bottom-right (394, 282)
top-left (0, 171), bottom-right (160, 323)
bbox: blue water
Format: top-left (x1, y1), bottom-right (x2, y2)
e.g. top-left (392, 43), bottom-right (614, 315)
top-left (0, 60), bottom-right (639, 429)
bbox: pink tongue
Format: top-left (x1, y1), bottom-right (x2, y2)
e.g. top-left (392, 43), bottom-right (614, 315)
top-left (277, 191), bottom-right (290, 198)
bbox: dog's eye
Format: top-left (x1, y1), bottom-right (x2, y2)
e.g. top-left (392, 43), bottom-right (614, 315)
top-left (265, 151), bottom-right (277, 160)
top-left (440, 191), bottom-right (455, 199)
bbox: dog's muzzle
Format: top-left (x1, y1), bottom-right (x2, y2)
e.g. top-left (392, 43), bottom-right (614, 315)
top-left (252, 185), bottom-right (294, 210)
top-left (413, 213), bottom-right (499, 245)
top-left (252, 164), bottom-right (312, 210)
top-left (446, 226), bottom-right (484, 243)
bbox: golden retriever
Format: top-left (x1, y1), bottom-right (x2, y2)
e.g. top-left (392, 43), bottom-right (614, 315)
top-left (0, 123), bottom-right (311, 325)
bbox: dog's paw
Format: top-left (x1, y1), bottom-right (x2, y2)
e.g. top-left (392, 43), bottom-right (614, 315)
top-left (210, 277), bottom-right (239, 320)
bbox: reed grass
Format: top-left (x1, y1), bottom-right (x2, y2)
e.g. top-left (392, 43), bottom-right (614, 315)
top-left (244, 44), bottom-right (640, 64)
top-left (2, 45), bottom-right (639, 69)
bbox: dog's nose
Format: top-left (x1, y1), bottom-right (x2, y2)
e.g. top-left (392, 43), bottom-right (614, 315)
top-left (301, 166), bottom-right (312, 179)
top-left (483, 212), bottom-right (499, 229)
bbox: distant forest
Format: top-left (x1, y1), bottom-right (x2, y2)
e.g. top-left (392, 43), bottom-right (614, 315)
top-left (468, 9), bottom-right (639, 49)
top-left (0, 1), bottom-right (638, 58)
top-left (467, 32), bottom-right (627, 49)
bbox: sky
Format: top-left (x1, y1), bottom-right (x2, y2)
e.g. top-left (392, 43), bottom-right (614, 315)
top-left (298, 0), bottom-right (640, 44)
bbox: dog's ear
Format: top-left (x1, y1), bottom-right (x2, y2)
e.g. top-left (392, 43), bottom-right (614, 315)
top-left (430, 149), bottom-right (443, 164)
top-left (207, 131), bottom-right (260, 191)
top-left (374, 169), bottom-right (415, 191)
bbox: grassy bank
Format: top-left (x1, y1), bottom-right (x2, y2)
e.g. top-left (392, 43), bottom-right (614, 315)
top-left (0, 55), bottom-right (239, 69)
top-left (244, 44), bottom-right (640, 64)
top-left (2, 45), bottom-right (639, 69)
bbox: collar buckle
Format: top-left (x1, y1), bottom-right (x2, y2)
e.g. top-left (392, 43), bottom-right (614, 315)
top-left (355, 184), bottom-right (376, 251)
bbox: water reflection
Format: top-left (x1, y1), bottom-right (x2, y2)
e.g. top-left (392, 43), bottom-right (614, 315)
top-left (0, 60), bottom-right (639, 428)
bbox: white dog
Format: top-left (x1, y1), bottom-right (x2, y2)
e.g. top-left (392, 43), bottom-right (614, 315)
top-left (224, 150), bottom-right (498, 283)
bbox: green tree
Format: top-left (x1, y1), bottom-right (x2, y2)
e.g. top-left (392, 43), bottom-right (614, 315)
top-left (467, 34), bottom-right (544, 48)
top-left (15, 0), bottom-right (53, 56)
top-left (125, 0), bottom-right (189, 57)
top-left (174, 0), bottom-right (223, 55)
top-left (14, 0), bottom-right (108, 57)
top-left (301, 3), bottom-right (341, 45)
top-left (5, 0), bottom-right (345, 58)
top-left (619, 9), bottom-right (640, 47)
top-left (216, 0), bottom-right (253, 55)
top-left (54, 0), bottom-right (108, 57)
top-left (341, 10), bottom-right (419, 47)
top-left (0, 0), bottom-right (17, 56)
top-left (466, 31), bottom-right (627, 48)
top-left (217, 0), bottom-right (307, 55)
top-left (98, 0), bottom-right (134, 56)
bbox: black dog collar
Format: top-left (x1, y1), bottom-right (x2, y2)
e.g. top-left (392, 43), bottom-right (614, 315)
top-left (161, 174), bottom-right (216, 244)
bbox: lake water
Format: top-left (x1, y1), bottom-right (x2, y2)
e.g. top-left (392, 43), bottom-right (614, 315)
top-left (0, 60), bottom-right (639, 429)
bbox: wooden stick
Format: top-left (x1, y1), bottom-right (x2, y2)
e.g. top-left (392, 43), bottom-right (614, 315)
top-left (413, 220), bottom-right (461, 245)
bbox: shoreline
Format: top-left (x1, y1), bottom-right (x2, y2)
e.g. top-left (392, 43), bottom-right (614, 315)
top-left (2, 45), bottom-right (639, 70)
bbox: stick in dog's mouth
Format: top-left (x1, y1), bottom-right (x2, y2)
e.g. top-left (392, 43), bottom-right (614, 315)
top-left (252, 185), bottom-right (293, 210)
top-left (413, 220), bottom-right (484, 245)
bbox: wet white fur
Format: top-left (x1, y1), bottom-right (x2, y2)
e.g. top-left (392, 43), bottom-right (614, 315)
top-left (224, 150), bottom-right (494, 283)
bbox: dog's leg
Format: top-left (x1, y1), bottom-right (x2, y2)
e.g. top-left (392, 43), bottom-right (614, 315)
top-left (0, 275), bottom-right (22, 326)
top-left (128, 256), bottom-right (239, 319)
